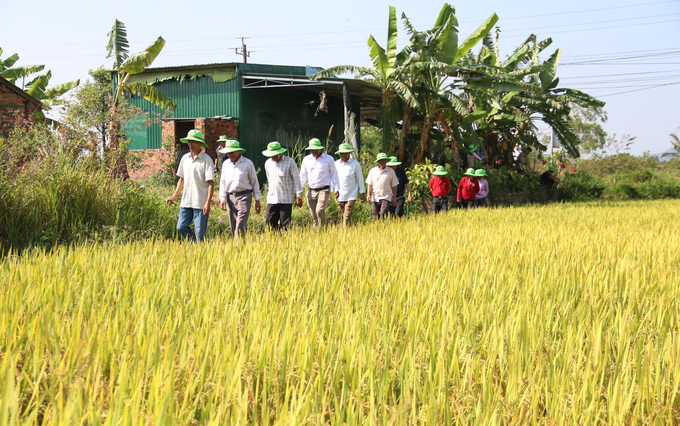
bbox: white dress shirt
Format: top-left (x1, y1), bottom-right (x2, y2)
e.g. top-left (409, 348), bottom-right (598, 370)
top-left (366, 166), bottom-right (399, 202)
top-left (265, 155), bottom-right (303, 204)
top-left (333, 158), bottom-right (365, 202)
top-left (219, 155), bottom-right (261, 202)
top-left (299, 153), bottom-right (340, 190)
top-left (176, 151), bottom-right (214, 209)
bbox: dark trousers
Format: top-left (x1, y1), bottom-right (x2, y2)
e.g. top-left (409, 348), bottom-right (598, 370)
top-left (389, 195), bottom-right (406, 218)
top-left (433, 196), bottom-right (448, 214)
top-left (460, 200), bottom-right (474, 209)
top-left (473, 198), bottom-right (487, 208)
top-left (265, 204), bottom-right (293, 230)
top-left (371, 200), bottom-right (391, 220)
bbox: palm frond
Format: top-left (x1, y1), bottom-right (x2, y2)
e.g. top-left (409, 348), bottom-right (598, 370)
top-left (0, 64), bottom-right (45, 84)
top-left (120, 37), bottom-right (166, 75)
top-left (127, 83), bottom-right (177, 110)
top-left (106, 19), bottom-right (129, 69)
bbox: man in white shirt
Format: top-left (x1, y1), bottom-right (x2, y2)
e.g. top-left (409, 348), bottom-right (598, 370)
top-left (333, 143), bottom-right (365, 228)
top-left (218, 140), bottom-right (261, 239)
top-left (365, 152), bottom-right (399, 221)
top-left (299, 138), bottom-right (339, 228)
top-left (262, 141), bottom-right (303, 231)
top-left (166, 129), bottom-right (214, 242)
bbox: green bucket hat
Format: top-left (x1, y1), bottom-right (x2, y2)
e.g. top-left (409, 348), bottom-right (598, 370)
top-left (474, 169), bottom-right (487, 177)
top-left (217, 135), bottom-right (229, 143)
top-left (262, 141), bottom-right (287, 157)
top-left (468, 144), bottom-right (477, 150)
top-left (464, 167), bottom-right (476, 176)
top-left (374, 152), bottom-right (389, 163)
top-left (180, 129), bottom-right (208, 148)
top-left (306, 138), bottom-right (325, 150)
top-left (219, 140), bottom-right (246, 154)
top-left (548, 165), bottom-right (556, 171)
top-left (335, 143), bottom-right (354, 154)
top-left (433, 165), bottom-right (448, 175)
top-left (387, 156), bottom-right (401, 166)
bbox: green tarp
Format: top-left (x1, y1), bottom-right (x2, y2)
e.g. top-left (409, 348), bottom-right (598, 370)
top-left (126, 66), bottom-right (237, 85)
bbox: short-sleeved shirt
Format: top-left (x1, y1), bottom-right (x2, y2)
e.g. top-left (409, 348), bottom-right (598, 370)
top-left (176, 151), bottom-right (214, 209)
top-left (394, 167), bottom-right (409, 194)
top-left (366, 166), bottom-right (399, 202)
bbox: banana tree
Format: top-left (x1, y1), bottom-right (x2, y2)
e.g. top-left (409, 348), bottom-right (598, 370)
top-left (21, 70), bottom-right (80, 121)
top-left (0, 48), bottom-right (45, 85)
top-left (106, 19), bottom-right (176, 178)
top-left (453, 32), bottom-right (605, 164)
top-left (399, 4), bottom-right (498, 163)
top-left (310, 6), bottom-right (415, 153)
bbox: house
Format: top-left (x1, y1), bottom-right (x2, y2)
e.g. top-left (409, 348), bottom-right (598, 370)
top-left (0, 76), bottom-right (42, 137)
top-left (122, 62), bottom-right (381, 179)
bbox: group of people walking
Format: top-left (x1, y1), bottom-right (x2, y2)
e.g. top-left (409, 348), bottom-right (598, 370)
top-left (166, 129), bottom-right (481, 241)
top-left (429, 165), bottom-right (489, 213)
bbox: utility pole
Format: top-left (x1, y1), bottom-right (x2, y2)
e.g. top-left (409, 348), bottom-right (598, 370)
top-left (235, 37), bottom-right (251, 63)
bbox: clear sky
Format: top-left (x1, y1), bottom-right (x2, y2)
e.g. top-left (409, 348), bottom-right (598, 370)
top-left (1, 0), bottom-right (679, 155)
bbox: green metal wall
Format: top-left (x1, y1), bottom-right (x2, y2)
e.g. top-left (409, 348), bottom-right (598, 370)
top-left (240, 87), bottom-right (345, 179)
top-left (127, 74), bottom-right (241, 150)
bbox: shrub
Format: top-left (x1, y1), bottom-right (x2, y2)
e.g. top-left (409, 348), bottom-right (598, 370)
top-left (560, 171), bottom-right (607, 201)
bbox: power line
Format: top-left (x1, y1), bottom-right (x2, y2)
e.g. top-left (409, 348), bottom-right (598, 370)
top-left (596, 81), bottom-right (680, 96)
top-left (4, 0), bottom-right (679, 48)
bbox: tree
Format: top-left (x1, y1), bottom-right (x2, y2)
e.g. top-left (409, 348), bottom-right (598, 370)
top-left (106, 19), bottom-right (176, 178)
top-left (62, 68), bottom-right (114, 152)
top-left (662, 131), bottom-right (680, 160)
top-left (568, 105), bottom-right (608, 155)
top-left (399, 4), bottom-right (498, 163)
top-left (447, 32), bottom-right (605, 166)
top-left (310, 6), bottom-right (414, 153)
top-left (0, 47), bottom-right (44, 85)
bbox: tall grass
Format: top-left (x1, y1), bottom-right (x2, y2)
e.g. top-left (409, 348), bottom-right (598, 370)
top-left (1, 200), bottom-right (679, 424)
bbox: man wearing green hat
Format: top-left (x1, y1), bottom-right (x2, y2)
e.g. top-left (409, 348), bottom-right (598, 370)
top-left (333, 143), bottom-right (366, 228)
top-left (218, 139), bottom-right (261, 239)
top-left (387, 156), bottom-right (412, 218)
top-left (299, 138), bottom-right (339, 228)
top-left (467, 144), bottom-right (483, 167)
top-left (214, 135), bottom-right (227, 172)
top-left (473, 169), bottom-right (489, 208)
top-left (430, 165), bottom-right (451, 214)
top-left (456, 167), bottom-right (480, 209)
top-left (540, 165), bottom-right (558, 187)
top-left (166, 129), bottom-right (214, 242)
top-left (262, 141), bottom-right (303, 231)
top-left (365, 152), bottom-right (399, 220)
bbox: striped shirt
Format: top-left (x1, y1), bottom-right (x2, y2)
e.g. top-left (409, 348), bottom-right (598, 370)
top-left (265, 155), bottom-right (303, 204)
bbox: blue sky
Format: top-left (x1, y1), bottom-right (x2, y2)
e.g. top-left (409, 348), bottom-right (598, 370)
top-left (1, 0), bottom-right (678, 155)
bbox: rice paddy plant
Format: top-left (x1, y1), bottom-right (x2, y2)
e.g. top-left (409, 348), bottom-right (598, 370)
top-left (1, 200), bottom-right (679, 424)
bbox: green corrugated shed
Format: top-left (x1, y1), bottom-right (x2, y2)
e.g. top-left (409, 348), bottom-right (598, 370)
top-left (125, 62), bottom-right (381, 176)
top-left (127, 65), bottom-right (241, 150)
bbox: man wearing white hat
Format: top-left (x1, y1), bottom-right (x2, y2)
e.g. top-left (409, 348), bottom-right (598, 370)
top-left (262, 141), bottom-right (303, 231)
top-left (299, 138), bottom-right (339, 228)
top-left (218, 140), bottom-right (261, 239)
top-left (333, 143), bottom-right (366, 228)
top-left (166, 129), bottom-right (214, 242)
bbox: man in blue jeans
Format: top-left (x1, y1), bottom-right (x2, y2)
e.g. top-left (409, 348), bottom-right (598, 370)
top-left (166, 129), bottom-right (215, 241)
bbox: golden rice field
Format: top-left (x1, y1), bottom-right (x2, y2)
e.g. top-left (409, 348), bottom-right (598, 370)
top-left (1, 200), bottom-right (679, 425)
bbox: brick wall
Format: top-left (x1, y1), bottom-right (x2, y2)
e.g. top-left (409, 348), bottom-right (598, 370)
top-left (128, 118), bottom-right (238, 180)
top-left (0, 83), bottom-right (38, 136)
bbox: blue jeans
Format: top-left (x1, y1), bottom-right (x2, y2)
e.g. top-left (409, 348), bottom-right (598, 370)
top-left (177, 207), bottom-right (209, 242)
top-left (473, 198), bottom-right (487, 208)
